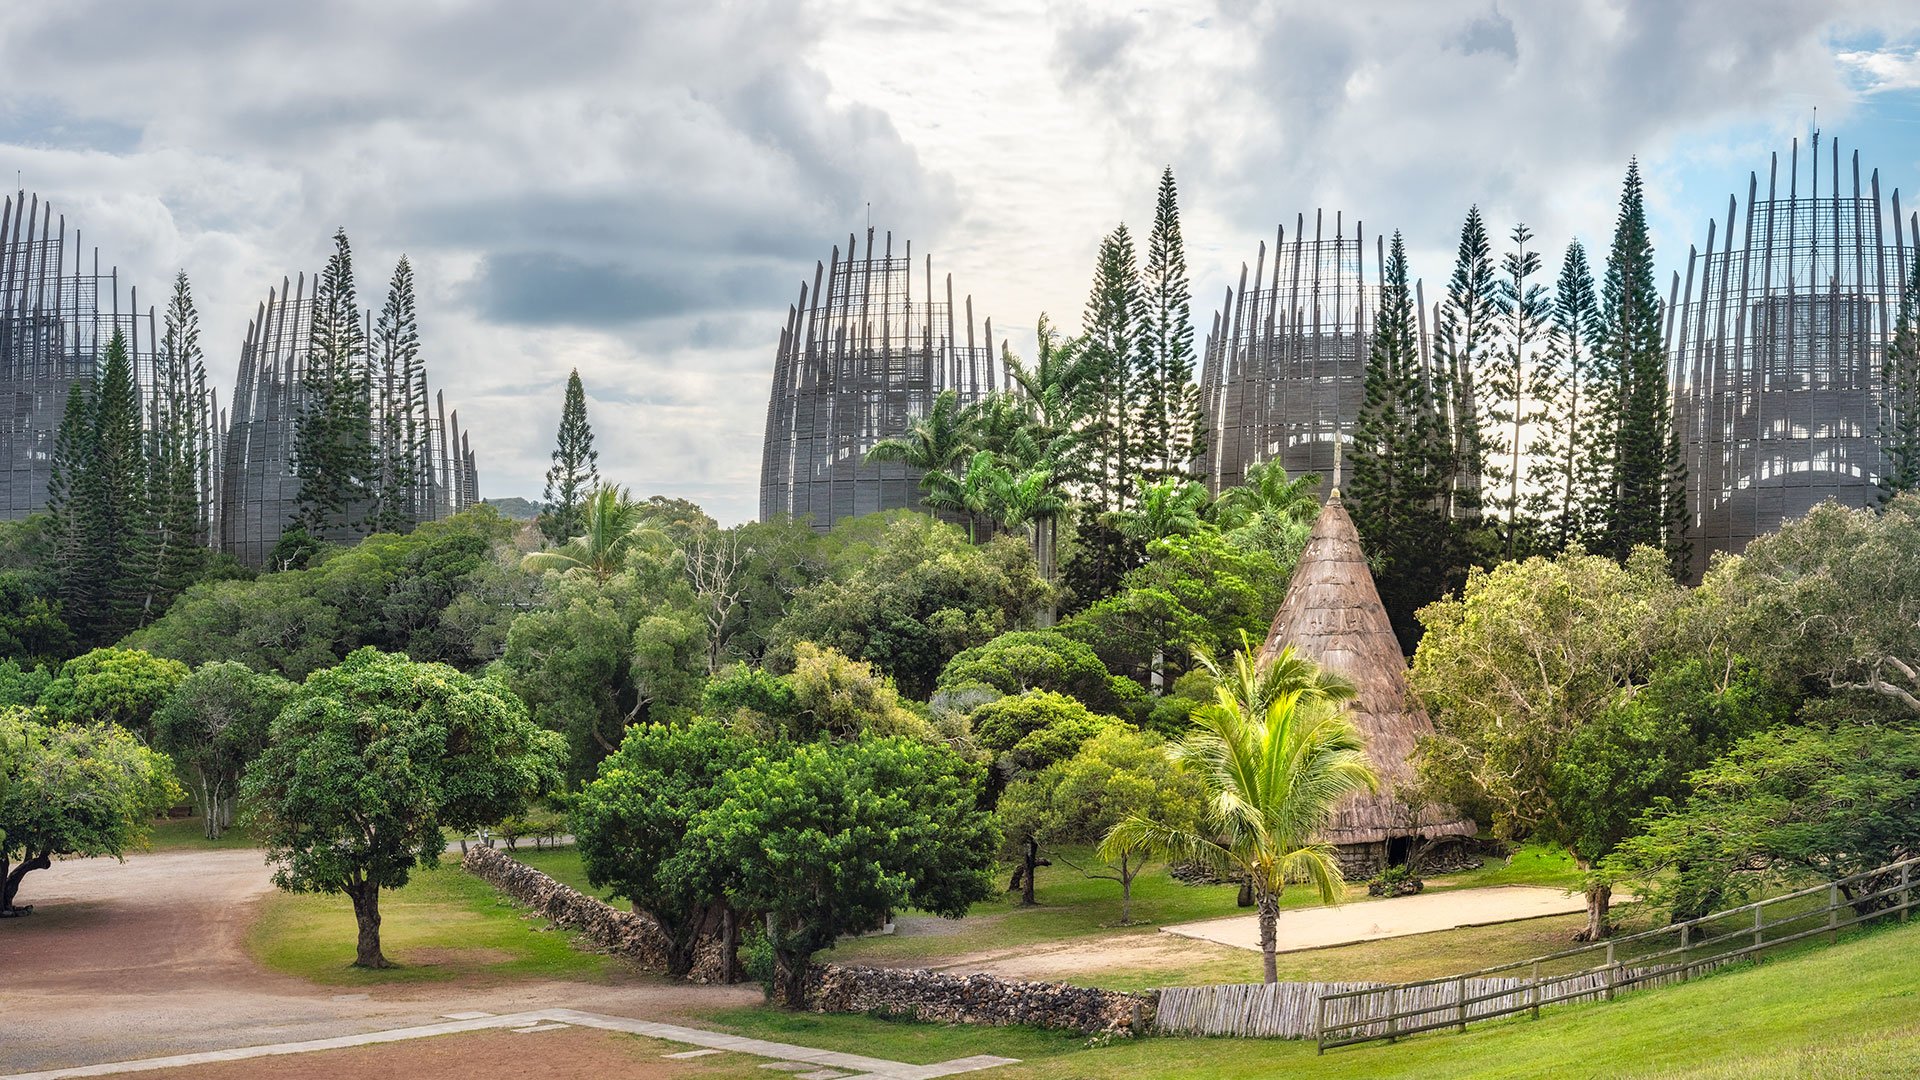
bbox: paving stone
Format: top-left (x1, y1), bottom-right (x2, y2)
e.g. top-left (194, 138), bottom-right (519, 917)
top-left (664, 1048), bottom-right (726, 1059)
top-left (509, 1022), bottom-right (571, 1033)
top-left (759, 1064), bottom-right (815, 1073)
top-left (439, 1011), bottom-right (493, 1020)
top-left (796, 1071), bottom-right (851, 1079)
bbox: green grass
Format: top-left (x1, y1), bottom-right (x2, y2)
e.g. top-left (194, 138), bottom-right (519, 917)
top-left (141, 813), bottom-right (262, 851)
top-left (248, 860), bottom-right (625, 986)
top-left (694, 916), bottom-right (1920, 1078)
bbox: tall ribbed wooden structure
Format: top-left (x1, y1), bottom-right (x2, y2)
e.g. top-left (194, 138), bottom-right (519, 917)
top-left (1259, 479), bottom-right (1476, 876)
top-left (220, 272), bottom-right (480, 565)
top-left (759, 227), bottom-right (1004, 531)
top-left (1668, 132), bottom-right (1914, 566)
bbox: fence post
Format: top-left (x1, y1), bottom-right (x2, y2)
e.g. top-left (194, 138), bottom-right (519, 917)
top-left (1456, 975), bottom-right (1467, 1032)
top-left (1753, 904), bottom-right (1764, 951)
top-left (1903, 863), bottom-right (1912, 924)
top-left (1315, 992), bottom-right (1326, 1055)
top-left (1530, 960), bottom-right (1541, 1020)
top-left (1387, 987), bottom-right (1400, 1044)
top-left (1829, 882), bottom-right (1841, 944)
top-left (1678, 922), bottom-right (1691, 982)
top-left (1604, 940), bottom-right (1616, 1001)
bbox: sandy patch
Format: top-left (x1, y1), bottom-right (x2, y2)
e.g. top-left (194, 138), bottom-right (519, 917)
top-left (1162, 885), bottom-right (1591, 953)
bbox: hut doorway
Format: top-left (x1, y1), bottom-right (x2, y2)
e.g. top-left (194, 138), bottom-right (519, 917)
top-left (1387, 836), bottom-right (1412, 868)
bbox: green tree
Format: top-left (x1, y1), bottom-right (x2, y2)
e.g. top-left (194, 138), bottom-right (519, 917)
top-left (523, 486), bottom-right (642, 580)
top-left (38, 647), bottom-right (190, 737)
top-left (999, 727), bottom-right (1202, 924)
top-left (1412, 547), bottom-right (1685, 937)
top-left (56, 331), bottom-right (151, 643)
top-left (864, 388), bottom-right (977, 516)
top-left (1100, 641), bottom-right (1377, 982)
top-left (1881, 248), bottom-right (1920, 501)
top-left (1606, 720), bottom-right (1920, 920)
top-left (1597, 161), bottom-right (1685, 572)
top-left (1, 709), bottom-right (181, 913)
top-left (370, 256), bottom-right (423, 534)
top-left (1081, 224), bottom-right (1149, 514)
top-left (45, 377), bottom-right (96, 616)
top-left (1527, 240), bottom-right (1608, 551)
top-left (784, 642), bottom-right (931, 742)
top-left (242, 648), bottom-right (564, 967)
top-left (540, 368), bottom-right (600, 545)
top-left (1141, 167), bottom-right (1203, 479)
top-left (142, 271), bottom-right (212, 621)
top-left (1113, 476), bottom-right (1209, 547)
top-left (690, 736), bottom-right (998, 1006)
top-left (1349, 231), bottom-right (1460, 649)
top-left (571, 719), bottom-right (757, 978)
top-left (295, 228), bottom-right (375, 541)
top-left (1485, 224), bottom-right (1551, 558)
top-left (1435, 207), bottom-right (1498, 521)
top-left (498, 592), bottom-right (635, 785)
top-left (152, 662), bottom-right (296, 839)
top-left (775, 515), bottom-right (1046, 698)
top-left (936, 630), bottom-right (1136, 715)
top-left (0, 573), bottom-right (75, 667)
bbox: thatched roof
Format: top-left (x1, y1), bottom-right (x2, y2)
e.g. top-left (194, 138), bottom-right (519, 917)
top-left (1259, 490), bottom-right (1477, 846)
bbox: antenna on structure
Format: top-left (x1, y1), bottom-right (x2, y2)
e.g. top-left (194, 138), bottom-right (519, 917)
top-left (866, 201), bottom-right (871, 230)
top-left (1331, 437), bottom-right (1343, 500)
top-left (1811, 105), bottom-right (1818, 140)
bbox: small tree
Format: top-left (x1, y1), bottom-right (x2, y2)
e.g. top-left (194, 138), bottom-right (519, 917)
top-left (540, 369), bottom-right (600, 546)
top-left (691, 736), bottom-right (998, 1007)
top-left (152, 662), bottom-right (295, 839)
top-left (1000, 727), bottom-right (1201, 924)
top-left (1, 709), bottom-right (181, 914)
top-left (242, 648), bottom-right (564, 967)
top-left (37, 647), bottom-right (190, 738)
top-left (572, 719), bottom-right (756, 979)
top-left (1101, 641), bottom-right (1376, 983)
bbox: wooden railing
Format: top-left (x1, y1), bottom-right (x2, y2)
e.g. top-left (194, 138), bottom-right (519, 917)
top-left (1315, 855), bottom-right (1920, 1054)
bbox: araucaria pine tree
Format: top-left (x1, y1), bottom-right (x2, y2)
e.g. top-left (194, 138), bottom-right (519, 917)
top-left (1526, 241), bottom-right (1608, 551)
top-left (540, 369), bottom-right (600, 546)
top-left (1435, 206), bottom-right (1499, 521)
top-left (1596, 161), bottom-right (1686, 573)
top-left (76, 331), bottom-right (151, 641)
top-left (46, 376), bottom-right (98, 631)
top-left (1350, 231), bottom-right (1458, 651)
top-left (1080, 224), bottom-right (1150, 512)
top-left (294, 228), bottom-right (375, 541)
top-left (1140, 167), bottom-right (1204, 480)
top-left (370, 256), bottom-right (424, 533)
top-left (140, 271), bottom-right (212, 621)
top-left (1881, 248), bottom-right (1920, 502)
top-left (1483, 223), bottom-right (1551, 559)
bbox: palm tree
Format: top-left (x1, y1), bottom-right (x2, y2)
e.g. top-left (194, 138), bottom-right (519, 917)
top-left (865, 388), bottom-right (976, 511)
top-left (1100, 640), bottom-right (1378, 983)
top-left (1114, 475), bottom-right (1210, 546)
top-left (1213, 459), bottom-right (1322, 530)
top-left (1007, 315), bottom-right (1098, 481)
top-left (521, 485), bottom-right (642, 580)
top-left (936, 450), bottom-right (1007, 543)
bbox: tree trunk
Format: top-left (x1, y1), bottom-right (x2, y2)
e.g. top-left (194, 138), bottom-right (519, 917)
top-left (1021, 837), bottom-right (1040, 906)
top-left (775, 948), bottom-right (809, 1009)
top-left (721, 906), bottom-right (739, 984)
top-left (3, 850), bottom-right (50, 914)
top-left (1119, 853), bottom-right (1134, 926)
top-left (1582, 882), bottom-right (1612, 942)
top-left (346, 883), bottom-right (391, 968)
top-left (1257, 888), bottom-right (1279, 984)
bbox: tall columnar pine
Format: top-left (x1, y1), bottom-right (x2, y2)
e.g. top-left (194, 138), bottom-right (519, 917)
top-left (82, 331), bottom-right (151, 642)
top-left (46, 376), bottom-right (97, 626)
top-left (1483, 223), bottom-right (1552, 559)
top-left (1350, 232), bottom-right (1456, 650)
top-left (142, 272), bottom-right (212, 622)
top-left (540, 369), bottom-right (601, 546)
top-left (1141, 167), bottom-right (1205, 480)
top-left (294, 228), bottom-right (374, 541)
top-left (1435, 206), bottom-right (1498, 520)
top-left (1597, 161), bottom-right (1687, 574)
top-left (370, 256), bottom-right (423, 533)
top-left (1881, 248), bottom-right (1920, 501)
top-left (1081, 224), bottom-right (1150, 513)
top-left (1526, 241), bottom-right (1608, 551)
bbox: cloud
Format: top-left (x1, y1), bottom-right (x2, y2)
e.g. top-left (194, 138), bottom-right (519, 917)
top-left (1839, 46), bottom-right (1920, 93)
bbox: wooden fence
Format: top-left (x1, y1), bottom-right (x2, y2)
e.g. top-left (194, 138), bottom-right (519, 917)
top-left (1315, 855), bottom-right (1920, 1053)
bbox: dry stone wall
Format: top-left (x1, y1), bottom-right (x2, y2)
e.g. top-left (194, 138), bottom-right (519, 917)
top-left (804, 965), bottom-right (1157, 1036)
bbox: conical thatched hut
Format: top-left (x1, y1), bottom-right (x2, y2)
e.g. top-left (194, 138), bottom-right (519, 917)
top-left (1258, 485), bottom-right (1478, 878)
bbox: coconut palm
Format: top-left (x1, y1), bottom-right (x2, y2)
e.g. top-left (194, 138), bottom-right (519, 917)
top-left (1213, 459), bottom-right (1323, 530)
top-left (865, 388), bottom-right (976, 510)
top-left (521, 485), bottom-right (642, 580)
top-left (1114, 475), bottom-right (1210, 546)
top-left (1100, 641), bottom-right (1378, 983)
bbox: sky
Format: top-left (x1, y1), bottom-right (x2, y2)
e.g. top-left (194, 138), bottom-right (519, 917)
top-left (2, 1), bottom-right (1918, 524)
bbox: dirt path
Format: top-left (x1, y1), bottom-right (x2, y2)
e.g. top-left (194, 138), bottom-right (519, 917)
top-left (1161, 884), bottom-right (1593, 954)
top-left (0, 849), bottom-right (755, 1075)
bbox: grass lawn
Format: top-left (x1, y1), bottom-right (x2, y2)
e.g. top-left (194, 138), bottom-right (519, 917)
top-left (694, 916), bottom-right (1920, 1078)
top-left (142, 813), bottom-right (262, 851)
top-left (248, 860), bottom-right (624, 986)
